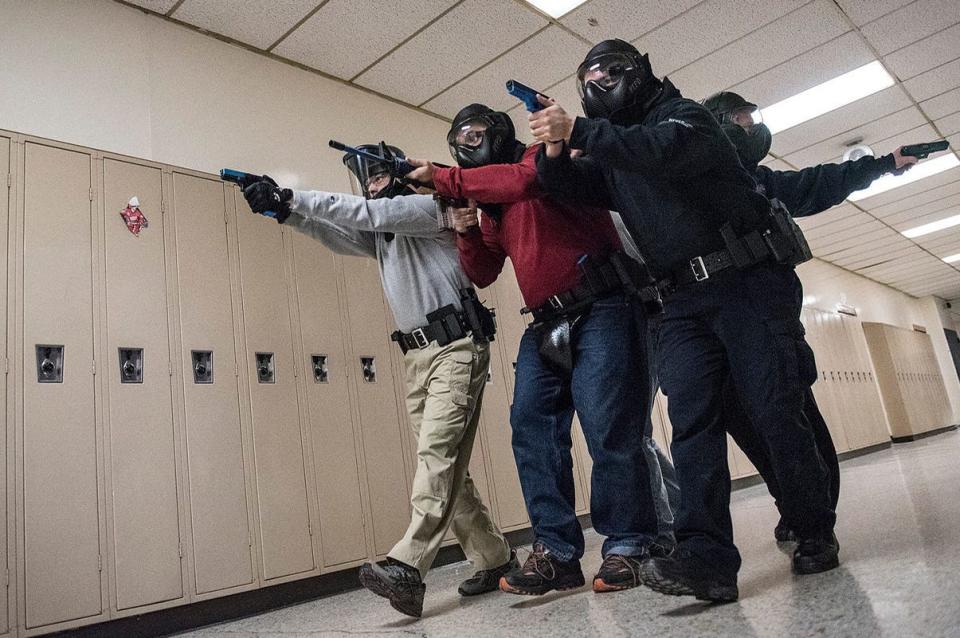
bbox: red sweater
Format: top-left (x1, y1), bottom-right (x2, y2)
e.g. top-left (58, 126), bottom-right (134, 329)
top-left (431, 144), bottom-right (622, 309)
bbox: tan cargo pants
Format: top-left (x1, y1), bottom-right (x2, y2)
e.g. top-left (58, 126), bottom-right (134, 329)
top-left (388, 336), bottom-right (511, 577)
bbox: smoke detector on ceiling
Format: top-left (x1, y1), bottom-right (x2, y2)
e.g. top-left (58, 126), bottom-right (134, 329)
top-left (842, 137), bottom-right (874, 162)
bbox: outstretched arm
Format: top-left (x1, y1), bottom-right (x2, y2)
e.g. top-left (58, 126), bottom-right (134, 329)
top-left (289, 189), bottom-right (444, 238)
top-left (757, 150), bottom-right (917, 217)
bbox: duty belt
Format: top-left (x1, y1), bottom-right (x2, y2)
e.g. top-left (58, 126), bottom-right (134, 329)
top-left (670, 248), bottom-right (739, 286)
top-left (525, 259), bottom-right (625, 324)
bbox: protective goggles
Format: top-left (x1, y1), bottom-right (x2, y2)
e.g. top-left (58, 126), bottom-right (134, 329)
top-left (447, 119), bottom-right (490, 148)
top-left (576, 53), bottom-right (636, 95)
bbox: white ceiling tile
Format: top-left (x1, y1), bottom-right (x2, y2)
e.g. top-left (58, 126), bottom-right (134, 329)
top-left (782, 107), bottom-right (928, 167)
top-left (810, 226), bottom-right (892, 254)
top-left (729, 32), bottom-right (875, 110)
top-left (915, 229), bottom-right (960, 250)
top-left (833, 244), bottom-right (919, 270)
top-left (173, 0), bottom-right (317, 50)
top-left (354, 0), bottom-right (546, 106)
top-left (854, 165), bottom-right (960, 207)
top-left (869, 178), bottom-right (960, 217)
top-left (667, 0), bottom-right (850, 99)
top-left (630, 0), bottom-right (800, 79)
top-left (123, 0), bottom-right (179, 12)
top-left (883, 22), bottom-right (960, 80)
top-left (883, 194), bottom-right (960, 226)
top-left (770, 86), bottom-right (913, 156)
top-left (903, 57), bottom-right (960, 102)
top-left (859, 0), bottom-right (960, 56)
top-left (920, 87), bottom-right (960, 120)
top-left (273, 0), bottom-right (457, 80)
top-left (936, 112), bottom-right (960, 137)
top-left (763, 158), bottom-right (795, 171)
top-left (423, 26), bottom-right (590, 118)
top-left (801, 211), bottom-right (873, 241)
top-left (795, 203), bottom-right (859, 230)
top-left (834, 0), bottom-right (908, 26)
top-left (559, 0), bottom-right (701, 44)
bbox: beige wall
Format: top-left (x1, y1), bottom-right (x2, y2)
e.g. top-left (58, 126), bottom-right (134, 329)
top-left (0, 0), bottom-right (453, 192)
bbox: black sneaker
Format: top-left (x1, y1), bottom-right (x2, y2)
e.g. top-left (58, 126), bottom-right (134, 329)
top-left (774, 518), bottom-right (797, 544)
top-left (458, 550), bottom-right (520, 596)
top-left (649, 535), bottom-right (677, 558)
top-left (593, 553), bottom-right (645, 592)
top-left (499, 542), bottom-right (585, 595)
top-left (792, 532), bottom-right (840, 575)
top-left (640, 548), bottom-right (738, 603)
top-left (358, 558), bottom-right (425, 618)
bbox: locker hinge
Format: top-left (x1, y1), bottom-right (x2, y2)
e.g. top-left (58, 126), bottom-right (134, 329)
top-left (248, 536), bottom-right (253, 548)
top-left (92, 359), bottom-right (97, 375)
top-left (307, 522), bottom-right (313, 536)
top-left (5, 173), bottom-right (10, 189)
top-left (98, 555), bottom-right (103, 572)
top-left (3, 358), bottom-right (7, 375)
top-left (4, 569), bottom-right (8, 587)
top-left (89, 188), bottom-right (96, 201)
top-left (168, 360), bottom-right (173, 376)
top-left (178, 542), bottom-right (183, 558)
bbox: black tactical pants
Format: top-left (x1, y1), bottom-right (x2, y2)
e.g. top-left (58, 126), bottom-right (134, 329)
top-left (657, 263), bottom-right (835, 577)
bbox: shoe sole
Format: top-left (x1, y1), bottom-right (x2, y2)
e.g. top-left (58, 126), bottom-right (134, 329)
top-left (592, 577), bottom-right (642, 593)
top-left (639, 562), bottom-right (738, 603)
top-left (458, 584), bottom-right (499, 597)
top-left (498, 574), bottom-right (585, 596)
top-left (358, 567), bottom-right (422, 618)
top-left (792, 554), bottom-right (840, 575)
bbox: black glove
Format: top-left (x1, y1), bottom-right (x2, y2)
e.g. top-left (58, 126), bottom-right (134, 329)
top-left (243, 174), bottom-right (293, 223)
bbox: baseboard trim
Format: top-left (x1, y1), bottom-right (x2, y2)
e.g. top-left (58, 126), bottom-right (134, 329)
top-left (51, 514), bottom-right (593, 638)
top-left (891, 424), bottom-right (959, 443)
top-left (838, 440), bottom-right (892, 461)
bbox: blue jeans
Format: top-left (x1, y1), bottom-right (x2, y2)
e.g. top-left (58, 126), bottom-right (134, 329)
top-left (510, 295), bottom-right (659, 560)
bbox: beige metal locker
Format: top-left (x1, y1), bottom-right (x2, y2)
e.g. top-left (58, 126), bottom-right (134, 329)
top-left (338, 255), bottom-right (411, 557)
top-left (19, 142), bottom-right (104, 629)
top-left (169, 172), bottom-right (254, 596)
top-left (287, 233), bottom-right (367, 569)
top-left (100, 158), bottom-right (184, 612)
top-left (0, 134), bottom-right (11, 635)
top-left (233, 193), bottom-right (315, 581)
top-left (841, 315), bottom-right (888, 448)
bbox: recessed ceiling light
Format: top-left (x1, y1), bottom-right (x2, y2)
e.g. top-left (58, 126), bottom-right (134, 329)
top-left (757, 61), bottom-right (894, 134)
top-left (848, 154), bottom-right (960, 201)
top-left (943, 253), bottom-right (960, 263)
top-left (902, 213), bottom-right (960, 238)
top-left (522, 0), bottom-right (589, 18)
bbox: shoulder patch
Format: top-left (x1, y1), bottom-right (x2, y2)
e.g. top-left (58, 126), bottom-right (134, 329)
top-left (664, 118), bottom-right (694, 129)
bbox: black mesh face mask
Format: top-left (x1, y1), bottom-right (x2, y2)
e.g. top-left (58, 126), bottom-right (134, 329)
top-left (721, 122), bottom-right (772, 170)
top-left (447, 104), bottom-right (518, 168)
top-left (577, 42), bottom-right (661, 123)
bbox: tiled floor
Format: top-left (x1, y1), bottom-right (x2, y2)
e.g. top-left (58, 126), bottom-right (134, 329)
top-left (178, 430), bottom-right (960, 638)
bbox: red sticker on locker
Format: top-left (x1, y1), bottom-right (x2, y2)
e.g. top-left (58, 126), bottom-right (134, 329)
top-left (120, 196), bottom-right (148, 237)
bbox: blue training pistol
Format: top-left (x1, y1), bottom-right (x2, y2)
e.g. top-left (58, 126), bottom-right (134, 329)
top-left (506, 80), bottom-right (549, 112)
top-left (219, 169), bottom-right (277, 218)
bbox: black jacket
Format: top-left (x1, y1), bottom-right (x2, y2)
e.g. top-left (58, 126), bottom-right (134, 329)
top-left (755, 154), bottom-right (895, 218)
top-left (536, 79), bottom-right (770, 278)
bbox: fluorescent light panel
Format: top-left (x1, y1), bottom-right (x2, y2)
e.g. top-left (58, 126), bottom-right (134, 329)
top-left (944, 253), bottom-right (960, 263)
top-left (757, 61), bottom-right (894, 134)
top-left (849, 154), bottom-right (960, 201)
top-left (522, 0), bottom-right (588, 18)
top-left (902, 212), bottom-right (960, 238)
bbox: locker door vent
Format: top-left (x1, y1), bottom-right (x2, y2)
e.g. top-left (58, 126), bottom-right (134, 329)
top-left (36, 345), bottom-right (64, 383)
top-left (255, 352), bottom-right (275, 384)
top-left (360, 356), bottom-right (376, 383)
top-left (191, 350), bottom-right (213, 384)
top-left (118, 348), bottom-right (144, 384)
top-left (311, 355), bottom-right (328, 383)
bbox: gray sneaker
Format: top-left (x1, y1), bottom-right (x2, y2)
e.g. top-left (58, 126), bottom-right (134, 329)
top-left (458, 550), bottom-right (519, 596)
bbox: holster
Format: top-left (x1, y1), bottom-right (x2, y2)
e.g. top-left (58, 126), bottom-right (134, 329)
top-left (533, 314), bottom-right (581, 376)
